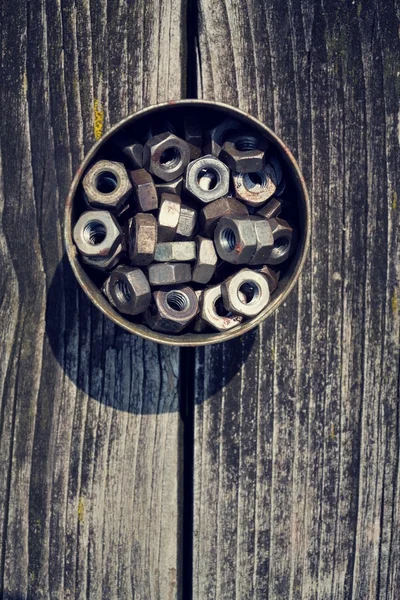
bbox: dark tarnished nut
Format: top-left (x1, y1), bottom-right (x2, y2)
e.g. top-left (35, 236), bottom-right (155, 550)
top-left (184, 116), bottom-right (203, 160)
top-left (145, 285), bottom-right (199, 333)
top-left (109, 266), bottom-right (151, 316)
top-left (193, 290), bottom-right (208, 332)
top-left (130, 168), bottom-right (158, 212)
top-left (143, 119), bottom-right (177, 142)
top-left (200, 285), bottom-right (243, 332)
top-left (203, 118), bottom-right (241, 157)
top-left (155, 176), bottom-right (183, 198)
top-left (267, 218), bottom-right (297, 266)
top-left (254, 265), bottom-right (280, 293)
top-left (154, 241), bottom-right (196, 262)
top-left (232, 164), bottom-right (277, 206)
top-left (129, 213), bottom-right (157, 266)
top-left (158, 193), bottom-right (181, 242)
top-left (113, 133), bottom-right (143, 169)
top-left (192, 236), bottom-right (218, 284)
top-left (275, 177), bottom-right (287, 197)
top-left (256, 197), bottom-right (285, 219)
top-left (219, 132), bottom-right (268, 173)
top-left (82, 160), bottom-right (132, 213)
top-left (101, 275), bottom-right (117, 307)
top-left (147, 263), bottom-right (192, 286)
top-left (82, 241), bottom-right (125, 272)
top-left (73, 210), bottom-right (123, 258)
top-left (176, 205), bottom-right (198, 240)
top-left (199, 197), bottom-right (248, 237)
top-left (221, 268), bottom-right (270, 317)
top-left (214, 216), bottom-right (257, 264)
top-left (271, 156), bottom-right (283, 185)
top-left (143, 132), bottom-right (190, 182)
top-left (185, 155), bottom-right (230, 204)
top-left (248, 217), bottom-right (274, 265)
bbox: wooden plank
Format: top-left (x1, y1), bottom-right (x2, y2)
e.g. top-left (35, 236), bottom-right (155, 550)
top-left (193, 0), bottom-right (400, 598)
top-left (0, 0), bottom-right (186, 598)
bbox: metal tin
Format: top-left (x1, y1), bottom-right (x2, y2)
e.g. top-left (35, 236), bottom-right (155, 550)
top-left (64, 100), bottom-right (310, 347)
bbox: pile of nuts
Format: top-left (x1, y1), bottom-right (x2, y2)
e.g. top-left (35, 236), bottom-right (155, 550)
top-left (72, 115), bottom-right (297, 335)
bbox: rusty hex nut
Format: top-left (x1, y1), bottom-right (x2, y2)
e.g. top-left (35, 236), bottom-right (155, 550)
top-left (199, 197), bottom-right (249, 238)
top-left (267, 218), bottom-right (297, 266)
top-left (221, 268), bottom-right (270, 317)
top-left (232, 163), bottom-right (277, 207)
top-left (248, 217), bottom-right (274, 265)
top-left (145, 285), bottom-right (199, 333)
top-left (82, 160), bottom-right (132, 213)
top-left (155, 176), bottom-right (183, 198)
top-left (158, 193), bottom-right (181, 242)
top-left (129, 213), bottom-right (157, 266)
top-left (73, 210), bottom-right (124, 259)
top-left (185, 155), bottom-right (230, 204)
top-left (200, 284), bottom-right (243, 332)
top-left (147, 262), bottom-right (192, 286)
top-left (113, 133), bottom-right (143, 169)
top-left (109, 266), bottom-right (151, 316)
top-left (203, 117), bottom-right (241, 157)
top-left (129, 168), bottom-right (158, 213)
top-left (143, 132), bottom-right (190, 182)
top-left (192, 236), bottom-right (218, 284)
top-left (176, 205), bottom-right (198, 240)
top-left (219, 132), bottom-right (268, 173)
top-left (154, 241), bottom-right (196, 263)
top-left (214, 216), bottom-right (257, 264)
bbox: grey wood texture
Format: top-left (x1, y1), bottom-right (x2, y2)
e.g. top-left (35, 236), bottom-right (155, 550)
top-left (0, 0), bottom-right (186, 598)
top-left (193, 0), bottom-right (400, 599)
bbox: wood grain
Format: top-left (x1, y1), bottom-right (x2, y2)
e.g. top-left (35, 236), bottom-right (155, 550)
top-left (194, 0), bottom-right (400, 598)
top-left (0, 0), bottom-right (186, 598)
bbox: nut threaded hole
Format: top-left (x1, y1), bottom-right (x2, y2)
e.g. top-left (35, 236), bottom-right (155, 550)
top-left (197, 167), bottom-right (220, 191)
top-left (114, 280), bottom-right (132, 304)
top-left (243, 171), bottom-right (267, 192)
top-left (272, 236), bottom-right (290, 258)
top-left (160, 147), bottom-right (182, 169)
top-left (167, 291), bottom-right (189, 312)
top-left (238, 282), bottom-right (261, 304)
top-left (220, 228), bottom-right (237, 252)
top-left (83, 221), bottom-right (107, 245)
top-left (234, 136), bottom-right (258, 151)
top-left (96, 171), bottom-right (118, 194)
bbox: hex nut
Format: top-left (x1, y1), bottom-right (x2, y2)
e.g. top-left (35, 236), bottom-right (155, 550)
top-left (81, 241), bottom-right (125, 272)
top-left (270, 156), bottom-right (283, 185)
top-left (200, 285), bottom-right (244, 332)
top-left (130, 168), bottom-right (158, 212)
top-left (154, 241), bottom-right (196, 263)
top-left (158, 193), bottom-right (181, 242)
top-left (109, 266), bottom-right (151, 316)
top-left (176, 205), bottom-right (198, 240)
top-left (248, 217), bottom-right (274, 265)
top-left (147, 263), bottom-right (192, 286)
top-left (145, 285), bottom-right (199, 333)
top-left (254, 265), bottom-right (281, 293)
top-left (129, 213), bottom-right (157, 266)
top-left (82, 160), bottom-right (132, 213)
top-left (185, 155), bottom-right (230, 204)
top-left (143, 132), bottom-right (190, 182)
top-left (203, 117), bottom-right (241, 157)
top-left (221, 268), bottom-right (270, 317)
top-left (184, 116), bottom-right (203, 160)
top-left (256, 197), bottom-right (285, 219)
top-left (73, 210), bottom-right (124, 258)
top-left (192, 236), bottom-right (218, 284)
top-left (155, 176), bottom-right (183, 198)
top-left (199, 197), bottom-right (248, 238)
top-left (113, 133), bottom-right (143, 169)
top-left (232, 163), bottom-right (277, 206)
top-left (193, 290), bottom-right (208, 332)
top-left (219, 132), bottom-right (268, 173)
top-left (267, 218), bottom-right (297, 266)
top-left (214, 216), bottom-right (257, 264)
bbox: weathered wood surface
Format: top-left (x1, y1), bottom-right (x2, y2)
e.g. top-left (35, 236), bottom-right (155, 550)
top-left (0, 0), bottom-right (186, 598)
top-left (193, 0), bottom-right (400, 599)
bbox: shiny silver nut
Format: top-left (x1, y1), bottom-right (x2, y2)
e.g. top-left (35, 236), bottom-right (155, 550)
top-left (109, 266), bottom-right (151, 316)
top-left (203, 117), bottom-right (241, 157)
top-left (145, 285), bottom-right (199, 333)
top-left (73, 210), bottom-right (123, 258)
top-left (82, 241), bottom-right (125, 272)
top-left (201, 285), bottom-right (243, 332)
top-left (232, 163), bottom-right (277, 206)
top-left (219, 132), bottom-right (268, 173)
top-left (176, 205), bottom-right (198, 240)
top-left (199, 197), bottom-right (248, 237)
top-left (130, 168), bottom-right (158, 212)
top-left (129, 213), bottom-right (157, 266)
top-left (254, 265), bottom-right (280, 293)
top-left (192, 236), bottom-right (218, 284)
top-left (154, 241), bottom-right (196, 263)
top-left (113, 133), bottom-right (143, 169)
top-left (143, 132), bottom-right (190, 182)
top-left (158, 193), bottom-right (181, 242)
top-left (185, 155), bottom-right (230, 204)
top-left (147, 262), bottom-right (192, 286)
top-left (222, 269), bottom-right (270, 317)
top-left (256, 197), bottom-right (285, 219)
top-left (267, 218), bottom-right (296, 266)
top-left (82, 160), bottom-right (132, 213)
top-left (248, 217), bottom-right (274, 265)
top-left (214, 216), bottom-right (257, 264)
top-left (155, 176), bottom-right (183, 198)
